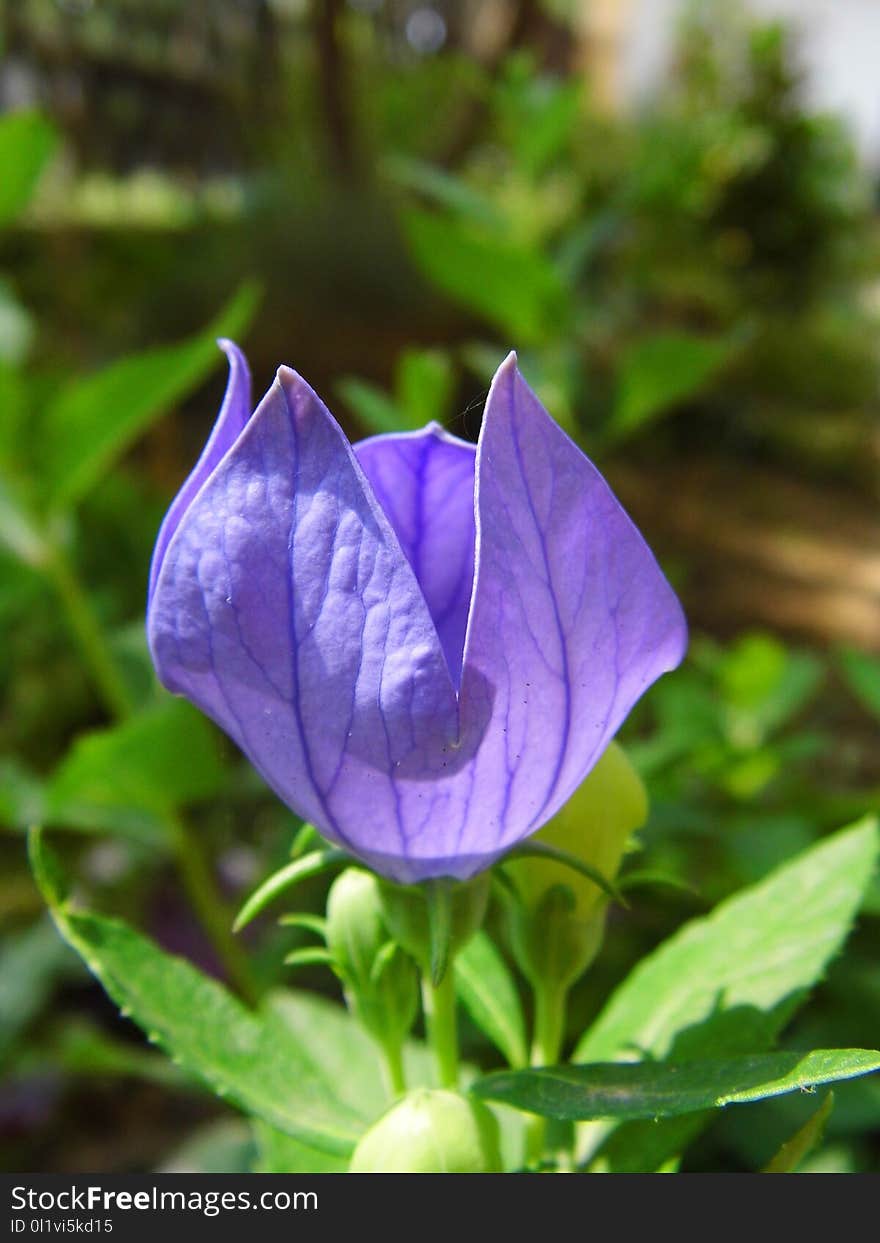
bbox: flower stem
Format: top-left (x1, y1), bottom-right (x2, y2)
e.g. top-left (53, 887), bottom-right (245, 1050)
top-left (166, 811), bottom-right (259, 1006)
top-left (525, 981), bottom-right (568, 1166)
top-left (422, 966), bottom-right (459, 1089)
top-left (45, 539), bottom-right (259, 1004)
top-left (378, 1037), bottom-right (407, 1099)
top-left (45, 544), bottom-right (135, 721)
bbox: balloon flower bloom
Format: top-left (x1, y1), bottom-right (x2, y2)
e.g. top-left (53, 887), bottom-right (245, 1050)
top-left (147, 345), bottom-right (686, 883)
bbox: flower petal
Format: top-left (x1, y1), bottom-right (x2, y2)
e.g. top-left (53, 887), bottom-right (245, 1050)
top-left (148, 339), bottom-right (251, 602)
top-left (354, 426), bottom-right (476, 688)
top-left (147, 367), bottom-right (463, 875)
top-left (452, 353), bottom-right (687, 865)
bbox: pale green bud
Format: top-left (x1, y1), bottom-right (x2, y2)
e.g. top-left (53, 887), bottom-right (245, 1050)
top-left (349, 1090), bottom-right (502, 1173)
top-left (506, 742), bottom-right (647, 989)
top-left (326, 868), bottom-right (418, 1047)
top-left (508, 741), bottom-right (647, 919)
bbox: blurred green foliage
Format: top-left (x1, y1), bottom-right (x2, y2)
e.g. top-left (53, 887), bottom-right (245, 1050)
top-left (0, 0), bottom-right (878, 1174)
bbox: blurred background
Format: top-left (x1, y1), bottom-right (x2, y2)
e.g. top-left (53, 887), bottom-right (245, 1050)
top-left (1, 0), bottom-right (878, 1174)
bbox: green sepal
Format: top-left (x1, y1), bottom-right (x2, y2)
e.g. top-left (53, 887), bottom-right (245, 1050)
top-left (233, 849), bottom-right (349, 932)
top-left (378, 872), bottom-right (490, 979)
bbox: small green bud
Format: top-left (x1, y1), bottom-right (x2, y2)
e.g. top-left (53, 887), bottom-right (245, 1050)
top-left (349, 1090), bottom-right (502, 1173)
top-left (326, 868), bottom-right (418, 1049)
top-left (378, 873), bottom-right (490, 976)
top-left (506, 742), bottom-right (647, 989)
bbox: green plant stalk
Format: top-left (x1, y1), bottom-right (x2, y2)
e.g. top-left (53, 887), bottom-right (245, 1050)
top-left (45, 544), bottom-right (135, 721)
top-left (377, 1034), bottom-right (407, 1099)
top-left (45, 537), bottom-right (258, 1004)
top-left (166, 811), bottom-right (259, 1006)
top-left (525, 981), bottom-right (568, 1166)
top-left (422, 967), bottom-right (459, 1089)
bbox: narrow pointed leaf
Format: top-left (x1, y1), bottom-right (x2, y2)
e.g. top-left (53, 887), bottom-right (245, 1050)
top-left (455, 931), bottom-right (528, 1068)
top-left (277, 914), bottom-right (328, 938)
top-left (506, 842), bottom-right (625, 908)
top-left (762, 1092), bottom-right (834, 1173)
top-left (473, 1051), bottom-right (880, 1122)
top-left (234, 851), bottom-right (350, 933)
top-left (283, 948), bottom-right (336, 969)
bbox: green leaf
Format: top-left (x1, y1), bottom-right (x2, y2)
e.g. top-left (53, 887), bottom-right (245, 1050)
top-left (252, 1121), bottom-right (348, 1173)
top-left (385, 155), bottom-right (503, 229)
top-left (0, 470), bottom-right (49, 566)
top-left (402, 210), bottom-right (571, 345)
top-left (283, 947), bottom-right (336, 970)
top-left (41, 282), bottom-right (259, 512)
top-left (234, 850), bottom-right (350, 932)
top-left (575, 819), bottom-right (878, 1064)
top-left (837, 646), bottom-right (880, 721)
top-left (29, 829), bottom-right (366, 1156)
top-left (266, 989), bottom-right (435, 1117)
top-left (473, 1051), bottom-right (879, 1122)
top-left (336, 378), bottom-right (403, 435)
top-left (762, 1092), bottom-right (834, 1173)
top-left (455, 931), bottom-right (528, 1068)
top-left (394, 348), bottom-right (455, 428)
top-left (573, 818), bottom-right (878, 1170)
top-left (609, 332), bottom-right (731, 441)
top-left (45, 699), bottom-right (226, 841)
top-left (0, 111), bottom-right (59, 225)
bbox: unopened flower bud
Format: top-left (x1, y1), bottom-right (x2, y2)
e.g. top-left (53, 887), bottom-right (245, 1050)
top-left (326, 868), bottom-right (418, 1049)
top-left (507, 742), bottom-right (647, 988)
top-left (349, 1089), bottom-right (502, 1173)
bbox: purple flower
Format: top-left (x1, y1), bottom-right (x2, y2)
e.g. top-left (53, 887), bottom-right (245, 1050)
top-left (147, 344), bottom-right (686, 883)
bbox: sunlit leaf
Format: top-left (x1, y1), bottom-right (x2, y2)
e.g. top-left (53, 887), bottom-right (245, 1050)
top-left (474, 1052), bottom-right (879, 1122)
top-left (30, 829), bottom-right (366, 1156)
top-left (573, 818), bottom-right (878, 1171)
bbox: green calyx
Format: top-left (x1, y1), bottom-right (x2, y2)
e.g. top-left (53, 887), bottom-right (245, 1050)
top-left (378, 872), bottom-right (490, 984)
top-left (349, 1089), bottom-right (503, 1173)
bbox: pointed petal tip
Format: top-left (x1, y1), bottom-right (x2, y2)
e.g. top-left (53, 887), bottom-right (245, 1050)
top-left (216, 336), bottom-right (245, 362)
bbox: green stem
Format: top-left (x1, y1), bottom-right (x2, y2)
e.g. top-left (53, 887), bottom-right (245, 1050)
top-left (45, 545), bottom-right (135, 721)
top-left (167, 812), bottom-right (259, 1006)
top-left (422, 966), bottom-right (459, 1089)
top-left (45, 539), bottom-right (258, 1004)
top-left (525, 981), bottom-right (568, 1166)
top-left (378, 1037), bottom-right (407, 1099)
